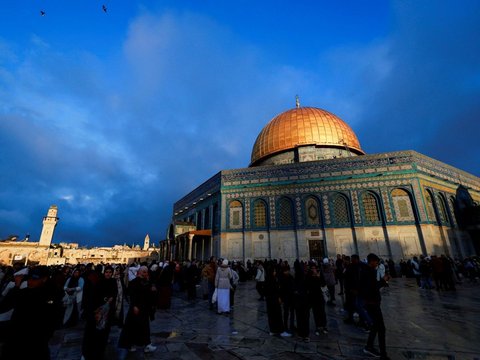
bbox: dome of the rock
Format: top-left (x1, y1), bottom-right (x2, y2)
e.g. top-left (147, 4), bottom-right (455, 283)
top-left (250, 106), bottom-right (365, 166)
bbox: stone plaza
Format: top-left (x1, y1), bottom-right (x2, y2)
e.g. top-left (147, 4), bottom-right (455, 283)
top-left (50, 277), bottom-right (480, 360)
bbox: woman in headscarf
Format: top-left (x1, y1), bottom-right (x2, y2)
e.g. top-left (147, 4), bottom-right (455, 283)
top-left (63, 267), bottom-right (84, 326)
top-left (215, 259), bottom-right (232, 314)
top-left (81, 265), bottom-right (117, 360)
top-left (110, 266), bottom-right (126, 328)
top-left (322, 258), bottom-right (336, 306)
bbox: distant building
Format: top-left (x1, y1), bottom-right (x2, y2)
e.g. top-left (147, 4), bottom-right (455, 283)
top-left (162, 104), bottom-right (480, 262)
top-left (0, 205), bottom-right (158, 266)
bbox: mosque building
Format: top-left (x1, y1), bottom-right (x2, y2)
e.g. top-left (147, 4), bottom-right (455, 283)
top-left (162, 101), bottom-right (480, 262)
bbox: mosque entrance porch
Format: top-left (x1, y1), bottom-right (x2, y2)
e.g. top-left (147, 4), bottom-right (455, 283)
top-left (192, 234), bottom-right (213, 261)
top-left (308, 239), bottom-right (326, 262)
top-left (173, 230), bottom-right (212, 261)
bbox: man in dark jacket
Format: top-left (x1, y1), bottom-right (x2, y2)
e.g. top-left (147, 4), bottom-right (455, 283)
top-left (2, 266), bottom-right (59, 360)
top-left (118, 266), bottom-right (157, 353)
top-left (358, 253), bottom-right (390, 360)
top-left (185, 261), bottom-right (199, 300)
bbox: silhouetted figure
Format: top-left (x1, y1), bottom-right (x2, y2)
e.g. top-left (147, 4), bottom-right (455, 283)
top-left (359, 253), bottom-right (390, 360)
top-left (306, 262), bottom-right (328, 336)
top-left (264, 265), bottom-right (289, 336)
top-left (82, 266), bottom-right (117, 360)
top-left (119, 266), bottom-right (157, 353)
top-left (3, 266), bottom-right (58, 360)
top-left (294, 260), bottom-right (310, 341)
top-left (279, 264), bottom-right (295, 335)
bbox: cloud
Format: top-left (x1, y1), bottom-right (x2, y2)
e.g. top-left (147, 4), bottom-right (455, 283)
top-left (1, 3), bottom-right (479, 248)
top-left (115, 11), bottom-right (329, 187)
top-left (0, 36), bottom-right (143, 244)
top-left (0, 10), bottom-right (322, 246)
top-left (319, 1), bottom-right (480, 176)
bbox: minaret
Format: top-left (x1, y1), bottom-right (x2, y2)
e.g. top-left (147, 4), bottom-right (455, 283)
top-left (39, 205), bottom-right (59, 247)
top-left (143, 234), bottom-right (150, 250)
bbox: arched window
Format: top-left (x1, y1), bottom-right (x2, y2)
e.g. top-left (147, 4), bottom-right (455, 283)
top-left (253, 200), bottom-right (267, 228)
top-left (362, 192), bottom-right (380, 223)
top-left (449, 196), bottom-right (457, 223)
top-left (391, 188), bottom-right (415, 222)
top-left (436, 194), bottom-right (449, 224)
top-left (450, 196), bottom-right (456, 210)
top-left (425, 190), bottom-right (436, 221)
top-left (229, 200), bottom-right (243, 229)
top-left (333, 194), bottom-right (351, 225)
top-left (278, 198), bottom-right (294, 227)
top-left (305, 197), bottom-right (321, 225)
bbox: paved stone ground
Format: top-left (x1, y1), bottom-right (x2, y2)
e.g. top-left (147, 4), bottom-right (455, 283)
top-left (49, 277), bottom-right (480, 360)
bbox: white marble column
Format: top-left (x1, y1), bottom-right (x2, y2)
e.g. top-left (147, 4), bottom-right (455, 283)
top-left (188, 234), bottom-right (194, 260)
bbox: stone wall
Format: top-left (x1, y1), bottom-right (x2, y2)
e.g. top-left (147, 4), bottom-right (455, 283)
top-left (0, 242), bottom-right (157, 266)
top-left (219, 221), bottom-right (468, 262)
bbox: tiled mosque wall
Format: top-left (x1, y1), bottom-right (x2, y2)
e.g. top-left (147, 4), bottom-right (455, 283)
top-left (173, 150), bottom-right (479, 262)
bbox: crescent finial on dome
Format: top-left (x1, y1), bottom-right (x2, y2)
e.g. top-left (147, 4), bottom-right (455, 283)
top-left (295, 95), bottom-right (300, 108)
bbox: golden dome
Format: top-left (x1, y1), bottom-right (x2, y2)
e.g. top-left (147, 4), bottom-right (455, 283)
top-left (250, 106), bottom-right (364, 165)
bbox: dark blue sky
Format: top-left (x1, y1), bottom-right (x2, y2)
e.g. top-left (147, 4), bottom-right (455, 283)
top-left (1, 1), bottom-right (479, 247)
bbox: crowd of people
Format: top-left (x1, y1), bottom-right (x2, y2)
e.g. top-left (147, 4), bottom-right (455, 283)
top-left (0, 253), bottom-right (478, 360)
top-left (251, 254), bottom-right (391, 359)
top-left (0, 262), bottom-right (157, 359)
top-left (399, 255), bottom-right (479, 289)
